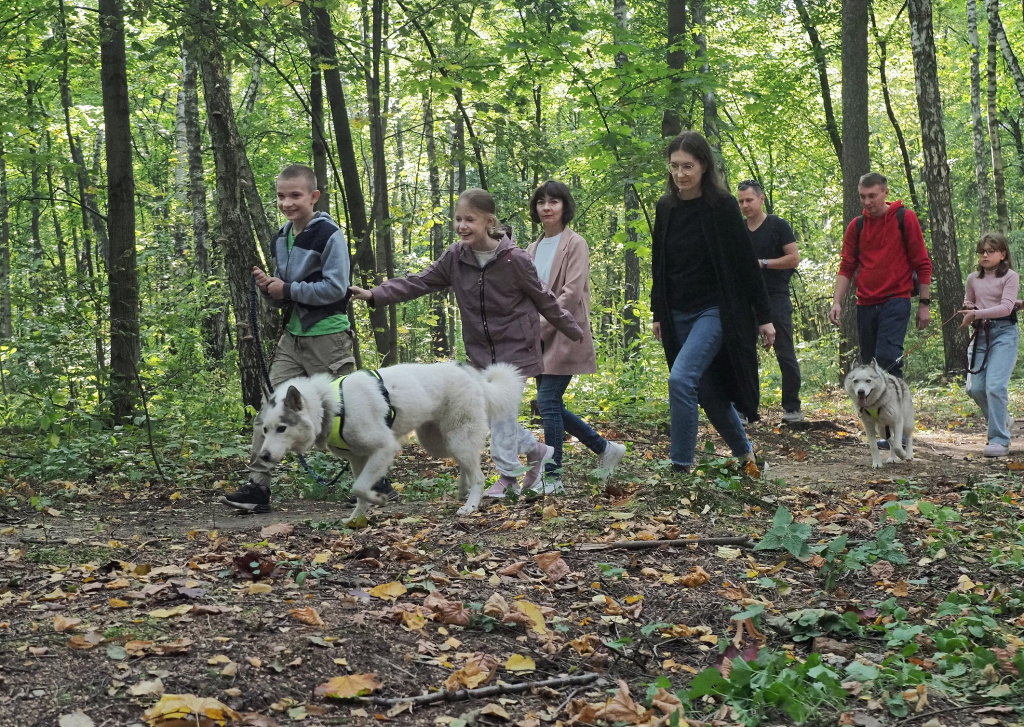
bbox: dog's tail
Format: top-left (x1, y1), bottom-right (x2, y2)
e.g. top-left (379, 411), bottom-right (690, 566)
top-left (480, 363), bottom-right (526, 421)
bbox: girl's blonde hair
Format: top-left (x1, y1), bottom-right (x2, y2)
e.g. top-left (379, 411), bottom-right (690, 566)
top-left (977, 231), bottom-right (1013, 278)
top-left (457, 188), bottom-right (504, 239)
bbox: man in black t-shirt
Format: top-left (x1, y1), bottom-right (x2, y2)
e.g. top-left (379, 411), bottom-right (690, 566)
top-left (738, 180), bottom-right (803, 422)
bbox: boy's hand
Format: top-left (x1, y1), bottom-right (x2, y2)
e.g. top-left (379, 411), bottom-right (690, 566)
top-left (253, 266), bottom-right (286, 300)
top-left (348, 286), bottom-right (373, 302)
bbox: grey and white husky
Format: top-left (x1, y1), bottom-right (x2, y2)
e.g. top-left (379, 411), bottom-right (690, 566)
top-left (843, 360), bottom-right (915, 468)
top-left (256, 361), bottom-right (524, 522)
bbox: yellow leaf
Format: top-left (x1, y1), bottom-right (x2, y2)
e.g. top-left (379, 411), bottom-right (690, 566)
top-left (149, 605), bottom-right (192, 619)
top-left (105, 578), bottom-right (131, 590)
top-left (169, 492), bottom-right (183, 501)
top-left (109, 598), bottom-right (131, 609)
top-left (142, 693), bottom-right (240, 725)
top-left (312, 551), bottom-right (331, 565)
top-left (53, 615), bottom-right (82, 632)
top-left (505, 653), bottom-right (536, 672)
top-left (313, 673), bottom-right (382, 699)
top-left (248, 582), bottom-right (273, 595)
top-left (368, 581), bottom-right (407, 601)
top-left (514, 600), bottom-right (547, 635)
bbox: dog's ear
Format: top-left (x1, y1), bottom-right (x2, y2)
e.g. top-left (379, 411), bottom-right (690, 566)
top-left (284, 385), bottom-right (304, 412)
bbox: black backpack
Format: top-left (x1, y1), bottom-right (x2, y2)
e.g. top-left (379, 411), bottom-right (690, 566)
top-left (854, 207), bottom-right (919, 297)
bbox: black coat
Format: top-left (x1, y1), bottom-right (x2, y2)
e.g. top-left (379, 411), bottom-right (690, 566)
top-left (650, 192), bottom-right (772, 421)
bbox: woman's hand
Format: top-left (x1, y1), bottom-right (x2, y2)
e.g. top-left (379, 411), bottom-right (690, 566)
top-left (348, 286), bottom-right (373, 302)
top-left (653, 321), bottom-right (662, 342)
top-left (758, 323), bottom-right (775, 350)
top-left (958, 309), bottom-right (977, 328)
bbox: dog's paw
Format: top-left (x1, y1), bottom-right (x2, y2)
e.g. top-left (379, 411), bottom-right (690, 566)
top-left (456, 503), bottom-right (478, 517)
top-left (871, 461), bottom-right (884, 469)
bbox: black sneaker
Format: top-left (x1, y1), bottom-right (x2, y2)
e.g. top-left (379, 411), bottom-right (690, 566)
top-left (220, 481), bottom-right (272, 513)
top-left (345, 478), bottom-right (400, 505)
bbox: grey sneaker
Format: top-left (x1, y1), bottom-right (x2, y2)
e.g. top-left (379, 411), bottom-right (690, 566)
top-left (598, 441), bottom-right (626, 480)
top-left (781, 410), bottom-right (805, 423)
top-left (983, 442), bottom-right (1010, 457)
top-left (536, 477), bottom-right (566, 495)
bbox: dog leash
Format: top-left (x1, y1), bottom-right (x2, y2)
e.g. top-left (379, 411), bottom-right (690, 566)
top-left (249, 274), bottom-right (347, 488)
top-left (882, 309), bottom-right (961, 374)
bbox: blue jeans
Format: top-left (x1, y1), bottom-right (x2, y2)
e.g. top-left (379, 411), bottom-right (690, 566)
top-left (668, 308), bottom-right (751, 467)
top-left (857, 298), bottom-right (912, 378)
top-left (536, 374), bottom-right (607, 474)
top-left (966, 320), bottom-right (1018, 446)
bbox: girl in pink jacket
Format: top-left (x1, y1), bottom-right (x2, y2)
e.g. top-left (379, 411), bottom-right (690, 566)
top-left (526, 181), bottom-right (626, 494)
top-left (349, 189), bottom-right (583, 497)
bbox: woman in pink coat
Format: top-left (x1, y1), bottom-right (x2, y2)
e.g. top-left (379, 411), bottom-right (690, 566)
top-left (526, 181), bottom-right (627, 494)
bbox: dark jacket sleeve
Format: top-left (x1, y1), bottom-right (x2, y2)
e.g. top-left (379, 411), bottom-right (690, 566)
top-left (371, 244), bottom-right (456, 306)
top-left (650, 195), bottom-right (670, 325)
top-left (718, 196), bottom-right (772, 326)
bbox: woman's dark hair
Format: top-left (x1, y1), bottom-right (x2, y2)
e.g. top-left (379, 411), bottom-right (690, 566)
top-left (666, 131), bottom-right (729, 204)
top-left (529, 180), bottom-right (577, 225)
top-left (976, 231), bottom-right (1013, 278)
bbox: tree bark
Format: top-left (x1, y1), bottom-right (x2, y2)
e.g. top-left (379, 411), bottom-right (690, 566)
top-left (969, 0), bottom-right (992, 234)
top-left (985, 0), bottom-right (1024, 103)
top-left (423, 90), bottom-right (450, 358)
top-left (182, 37), bottom-right (226, 360)
top-left (690, 0), bottom-right (726, 182)
top-left (662, 0), bottom-right (687, 137)
top-left (192, 0), bottom-right (275, 410)
top-left (0, 139), bottom-right (9, 339)
top-left (614, 0), bottom-right (641, 356)
top-left (298, 4), bottom-right (330, 213)
top-left (908, 0), bottom-right (968, 374)
top-left (840, 0), bottom-right (870, 376)
top-left (987, 15), bottom-right (1010, 233)
top-left (794, 0), bottom-right (842, 164)
top-left (99, 0), bottom-right (140, 423)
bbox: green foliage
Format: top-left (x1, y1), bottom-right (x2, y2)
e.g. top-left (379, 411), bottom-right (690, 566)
top-left (754, 506), bottom-right (813, 558)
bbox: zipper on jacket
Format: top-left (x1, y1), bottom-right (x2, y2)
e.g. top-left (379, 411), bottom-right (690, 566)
top-left (478, 264), bottom-right (497, 364)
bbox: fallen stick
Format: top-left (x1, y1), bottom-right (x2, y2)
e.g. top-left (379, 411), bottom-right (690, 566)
top-left (578, 535), bottom-right (755, 552)
top-left (372, 673), bottom-right (604, 707)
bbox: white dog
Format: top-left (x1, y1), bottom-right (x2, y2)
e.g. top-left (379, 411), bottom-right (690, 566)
top-left (844, 360), bottom-right (915, 468)
top-left (256, 362), bottom-right (524, 522)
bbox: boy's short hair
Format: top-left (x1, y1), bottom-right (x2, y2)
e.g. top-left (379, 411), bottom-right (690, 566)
top-left (858, 172), bottom-right (888, 189)
top-left (278, 164), bottom-right (318, 192)
top-left (529, 180), bottom-right (577, 225)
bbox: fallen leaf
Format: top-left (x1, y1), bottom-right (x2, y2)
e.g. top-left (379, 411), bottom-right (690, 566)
top-left (142, 694), bottom-right (241, 726)
top-left (129, 678), bottom-right (165, 697)
top-left (288, 606), bottom-right (326, 628)
top-left (58, 712), bottom-right (94, 727)
top-left (248, 582), bottom-right (273, 595)
top-left (505, 654), bottom-right (536, 672)
top-left (314, 673), bottom-right (382, 699)
top-left (149, 605), bottom-right (192, 619)
top-left (53, 615), bottom-right (82, 632)
top-left (260, 523), bottom-right (294, 539)
top-left (367, 581), bottom-right (407, 601)
top-left (680, 565), bottom-right (711, 588)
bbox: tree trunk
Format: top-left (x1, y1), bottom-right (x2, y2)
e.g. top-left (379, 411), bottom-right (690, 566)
top-left (662, 0), bottom-right (687, 137)
top-left (312, 2), bottom-right (389, 366)
top-left (969, 0), bottom-right (992, 234)
top-left (908, 0), bottom-right (968, 374)
top-left (614, 0), bottom-right (641, 356)
top-left (298, 4), bottom-right (330, 213)
top-left (366, 0), bottom-right (397, 365)
top-left (840, 0), bottom-right (870, 376)
top-left (99, 0), bottom-right (140, 423)
top-left (182, 37), bottom-right (226, 360)
top-left (0, 140), bottom-right (9, 339)
top-left (794, 0), bottom-right (842, 164)
top-left (985, 0), bottom-right (1024, 103)
top-left (987, 15), bottom-right (1010, 233)
top-left (870, 6), bottom-right (921, 211)
top-left (423, 90), bottom-right (450, 358)
top-left (690, 0), bottom-right (726, 182)
top-left (192, 0), bottom-right (275, 411)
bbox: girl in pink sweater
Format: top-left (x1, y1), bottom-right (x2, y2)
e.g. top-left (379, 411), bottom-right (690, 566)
top-left (960, 232), bottom-right (1020, 457)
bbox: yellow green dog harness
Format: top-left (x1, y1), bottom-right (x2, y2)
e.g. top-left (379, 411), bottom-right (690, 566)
top-left (328, 370), bottom-right (396, 450)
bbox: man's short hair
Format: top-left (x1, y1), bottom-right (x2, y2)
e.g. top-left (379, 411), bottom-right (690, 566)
top-left (278, 164), bottom-right (318, 192)
top-left (737, 179), bottom-right (764, 196)
top-left (858, 172), bottom-right (888, 189)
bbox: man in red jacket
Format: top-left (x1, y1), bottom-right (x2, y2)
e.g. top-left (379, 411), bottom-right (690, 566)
top-left (828, 172), bottom-right (933, 379)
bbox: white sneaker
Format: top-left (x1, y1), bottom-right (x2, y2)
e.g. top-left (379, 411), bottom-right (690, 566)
top-left (781, 410), bottom-right (805, 423)
top-left (598, 441), bottom-right (626, 481)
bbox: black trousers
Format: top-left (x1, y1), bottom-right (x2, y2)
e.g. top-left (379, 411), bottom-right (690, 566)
top-left (769, 291), bottom-right (802, 413)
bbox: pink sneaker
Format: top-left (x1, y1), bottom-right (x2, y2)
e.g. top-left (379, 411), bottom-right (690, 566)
top-left (522, 443), bottom-right (555, 491)
top-left (484, 475), bottom-right (520, 498)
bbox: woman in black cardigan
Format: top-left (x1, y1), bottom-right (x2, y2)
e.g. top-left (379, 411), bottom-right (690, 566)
top-left (651, 132), bottom-right (775, 471)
